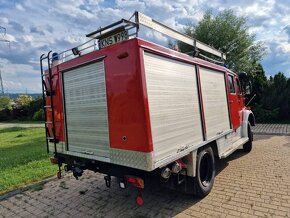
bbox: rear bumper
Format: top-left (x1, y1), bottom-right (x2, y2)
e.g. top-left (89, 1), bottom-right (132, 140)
top-left (54, 153), bottom-right (154, 178)
top-left (49, 142), bottom-right (154, 171)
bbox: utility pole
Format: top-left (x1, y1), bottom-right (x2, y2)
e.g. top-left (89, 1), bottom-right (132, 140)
top-left (0, 70), bottom-right (4, 95)
top-left (0, 26), bottom-right (10, 44)
top-left (0, 26), bottom-right (10, 95)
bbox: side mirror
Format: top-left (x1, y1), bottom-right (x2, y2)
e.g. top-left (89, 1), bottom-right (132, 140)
top-left (245, 81), bottom-right (252, 95)
top-left (237, 71), bottom-right (248, 80)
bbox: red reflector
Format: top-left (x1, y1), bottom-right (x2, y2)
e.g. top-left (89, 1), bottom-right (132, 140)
top-left (136, 195), bottom-right (144, 206)
top-left (125, 176), bottom-right (144, 189)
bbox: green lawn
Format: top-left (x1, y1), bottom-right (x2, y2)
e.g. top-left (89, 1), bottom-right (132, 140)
top-left (0, 127), bottom-right (56, 195)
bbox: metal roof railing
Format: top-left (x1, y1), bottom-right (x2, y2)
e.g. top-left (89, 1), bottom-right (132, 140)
top-left (54, 11), bottom-right (226, 64)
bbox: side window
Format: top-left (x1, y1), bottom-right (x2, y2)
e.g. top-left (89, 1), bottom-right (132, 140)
top-left (236, 78), bottom-right (242, 95)
top-left (228, 75), bottom-right (235, 94)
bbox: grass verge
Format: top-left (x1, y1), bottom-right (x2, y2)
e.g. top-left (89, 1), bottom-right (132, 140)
top-left (0, 127), bottom-right (56, 195)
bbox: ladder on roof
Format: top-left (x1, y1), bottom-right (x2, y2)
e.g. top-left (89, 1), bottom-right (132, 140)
top-left (134, 11), bottom-right (226, 60)
top-left (86, 11), bottom-right (226, 61)
top-left (40, 51), bottom-right (58, 154)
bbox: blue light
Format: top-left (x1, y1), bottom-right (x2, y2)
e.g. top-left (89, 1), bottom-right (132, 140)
top-left (52, 52), bottom-right (59, 61)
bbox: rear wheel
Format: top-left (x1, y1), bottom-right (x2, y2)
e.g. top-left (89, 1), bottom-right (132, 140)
top-left (243, 122), bottom-right (253, 152)
top-left (193, 146), bottom-right (215, 197)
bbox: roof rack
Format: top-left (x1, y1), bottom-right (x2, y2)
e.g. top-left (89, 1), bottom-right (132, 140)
top-left (86, 11), bottom-right (226, 61)
top-left (134, 12), bottom-right (226, 60)
top-left (57, 11), bottom-right (226, 63)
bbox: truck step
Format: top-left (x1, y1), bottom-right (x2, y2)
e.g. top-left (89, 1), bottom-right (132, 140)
top-left (47, 137), bottom-right (59, 143)
top-left (220, 137), bottom-right (249, 159)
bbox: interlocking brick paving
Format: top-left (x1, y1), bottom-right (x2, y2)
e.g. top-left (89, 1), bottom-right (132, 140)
top-left (1, 135), bottom-right (290, 218)
top-left (252, 124), bottom-right (290, 136)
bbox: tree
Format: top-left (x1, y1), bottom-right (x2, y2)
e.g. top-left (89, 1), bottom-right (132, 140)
top-left (0, 96), bottom-right (12, 121)
top-left (249, 63), bottom-right (267, 105)
top-left (177, 10), bottom-right (266, 72)
top-left (28, 97), bottom-right (43, 119)
top-left (14, 95), bottom-right (33, 109)
top-left (0, 96), bottom-right (12, 110)
top-left (252, 71), bottom-right (290, 123)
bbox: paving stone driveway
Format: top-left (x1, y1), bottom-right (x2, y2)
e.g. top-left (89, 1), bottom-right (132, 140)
top-left (1, 135), bottom-right (290, 217)
top-left (252, 124), bottom-right (290, 136)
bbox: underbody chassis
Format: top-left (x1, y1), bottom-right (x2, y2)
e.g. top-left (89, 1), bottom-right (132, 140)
top-left (52, 153), bottom-right (195, 205)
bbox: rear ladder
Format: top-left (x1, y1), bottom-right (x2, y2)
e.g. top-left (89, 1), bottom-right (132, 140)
top-left (40, 51), bottom-right (57, 154)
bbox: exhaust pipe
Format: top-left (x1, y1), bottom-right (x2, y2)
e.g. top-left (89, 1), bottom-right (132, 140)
top-left (160, 167), bottom-right (171, 179)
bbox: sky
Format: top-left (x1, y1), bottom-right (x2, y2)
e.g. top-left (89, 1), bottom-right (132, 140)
top-left (0, 0), bottom-right (289, 93)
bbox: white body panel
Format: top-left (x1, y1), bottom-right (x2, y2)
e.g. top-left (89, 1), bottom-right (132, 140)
top-left (216, 126), bottom-right (242, 156)
top-left (199, 67), bottom-right (231, 139)
top-left (143, 52), bottom-right (203, 164)
top-left (56, 51), bottom-right (249, 172)
top-left (63, 61), bottom-right (110, 158)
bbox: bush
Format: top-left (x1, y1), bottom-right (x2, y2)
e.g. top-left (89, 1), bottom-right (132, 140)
top-left (252, 104), bottom-right (279, 123)
top-left (0, 109), bottom-right (11, 121)
top-left (14, 95), bottom-right (33, 109)
top-left (0, 96), bottom-right (12, 110)
top-left (33, 109), bottom-right (44, 121)
top-left (28, 97), bottom-right (43, 118)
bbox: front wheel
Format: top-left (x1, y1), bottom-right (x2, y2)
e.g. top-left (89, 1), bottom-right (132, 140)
top-left (193, 146), bottom-right (215, 197)
top-left (243, 123), bottom-right (253, 152)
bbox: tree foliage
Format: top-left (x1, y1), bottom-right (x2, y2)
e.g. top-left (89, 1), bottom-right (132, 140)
top-left (177, 10), bottom-right (266, 72)
top-left (250, 64), bottom-right (290, 123)
top-left (0, 95), bottom-right (44, 121)
top-left (33, 109), bottom-right (44, 121)
top-left (14, 95), bottom-right (33, 109)
top-left (174, 9), bottom-right (290, 123)
top-left (0, 96), bottom-right (12, 110)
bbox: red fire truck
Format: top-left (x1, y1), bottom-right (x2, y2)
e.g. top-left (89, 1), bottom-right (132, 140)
top-left (40, 11), bottom-right (255, 204)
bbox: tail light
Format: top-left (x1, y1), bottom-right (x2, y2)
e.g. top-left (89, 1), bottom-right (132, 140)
top-left (125, 176), bottom-right (144, 189)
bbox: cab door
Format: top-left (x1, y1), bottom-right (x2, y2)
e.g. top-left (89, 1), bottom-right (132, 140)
top-left (236, 77), bottom-right (245, 111)
top-left (227, 74), bottom-right (240, 129)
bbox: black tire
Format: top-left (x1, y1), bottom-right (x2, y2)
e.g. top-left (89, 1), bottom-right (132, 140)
top-left (193, 146), bottom-right (215, 197)
top-left (243, 122), bottom-right (253, 152)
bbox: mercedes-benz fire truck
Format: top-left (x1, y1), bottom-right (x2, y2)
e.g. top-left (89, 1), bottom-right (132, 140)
top-left (40, 11), bottom-right (255, 204)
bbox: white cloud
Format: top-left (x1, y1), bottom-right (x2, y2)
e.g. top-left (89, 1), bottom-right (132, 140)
top-left (0, 0), bottom-right (290, 93)
top-left (0, 58), bottom-right (40, 93)
top-left (248, 26), bottom-right (265, 35)
top-left (3, 33), bottom-right (16, 42)
top-left (145, 31), bottom-right (168, 43)
top-left (277, 42), bottom-right (290, 54)
top-left (22, 35), bottom-right (34, 43)
top-left (243, 1), bottom-right (274, 17)
top-left (0, 17), bottom-right (9, 25)
top-left (15, 4), bottom-right (25, 12)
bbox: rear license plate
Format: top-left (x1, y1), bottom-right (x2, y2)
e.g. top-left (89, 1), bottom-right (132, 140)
top-left (98, 30), bottom-right (128, 49)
